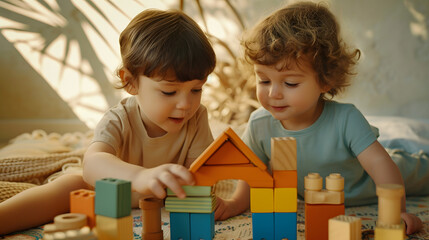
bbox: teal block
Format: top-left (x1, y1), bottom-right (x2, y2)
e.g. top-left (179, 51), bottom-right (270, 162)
top-left (190, 212), bottom-right (215, 240)
top-left (170, 212), bottom-right (190, 240)
top-left (95, 178), bottom-right (131, 218)
top-left (274, 212), bottom-right (297, 240)
top-left (252, 212), bottom-right (274, 240)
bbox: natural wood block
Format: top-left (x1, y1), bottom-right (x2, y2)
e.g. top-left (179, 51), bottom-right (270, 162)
top-left (329, 215), bottom-right (361, 240)
top-left (271, 137), bottom-right (297, 171)
top-left (375, 223), bottom-right (405, 240)
top-left (305, 189), bottom-right (344, 204)
top-left (376, 184), bottom-right (404, 226)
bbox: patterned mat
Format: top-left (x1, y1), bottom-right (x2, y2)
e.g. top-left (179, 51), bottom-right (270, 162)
top-left (3, 195), bottom-right (428, 240)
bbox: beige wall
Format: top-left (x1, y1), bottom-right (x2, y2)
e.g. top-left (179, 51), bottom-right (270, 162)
top-left (0, 0), bottom-right (428, 143)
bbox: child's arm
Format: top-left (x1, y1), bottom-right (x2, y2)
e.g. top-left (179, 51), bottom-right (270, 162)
top-left (214, 180), bottom-right (250, 220)
top-left (357, 140), bottom-right (423, 234)
top-left (83, 142), bottom-right (194, 199)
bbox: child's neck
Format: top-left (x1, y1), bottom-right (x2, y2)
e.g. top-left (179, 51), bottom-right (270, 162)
top-left (280, 99), bottom-right (325, 131)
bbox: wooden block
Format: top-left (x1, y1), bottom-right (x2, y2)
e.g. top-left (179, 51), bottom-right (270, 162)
top-left (170, 212), bottom-right (190, 240)
top-left (189, 134), bottom-right (229, 172)
top-left (274, 188), bottom-right (297, 213)
top-left (329, 215), bottom-right (361, 240)
top-left (43, 226), bottom-right (96, 240)
top-left (95, 215), bottom-right (133, 240)
top-left (192, 165), bottom-right (273, 187)
top-left (273, 170), bottom-right (297, 188)
top-left (70, 189), bottom-right (95, 228)
top-left (376, 184), bottom-right (404, 226)
top-left (304, 173), bottom-right (323, 191)
top-left (44, 213), bottom-right (87, 234)
top-left (204, 140), bottom-right (251, 165)
top-left (274, 212), bottom-right (297, 240)
top-left (167, 185), bottom-right (213, 197)
top-left (271, 137), bottom-right (297, 170)
top-left (165, 195), bottom-right (216, 213)
top-left (305, 203), bottom-right (345, 240)
top-left (252, 212), bottom-right (274, 240)
top-left (139, 198), bottom-right (163, 240)
top-left (250, 188), bottom-right (274, 213)
top-left (95, 178), bottom-right (131, 218)
top-left (190, 212), bottom-right (215, 240)
top-left (304, 189), bottom-right (344, 204)
top-left (325, 173), bottom-right (344, 191)
top-left (374, 223), bottom-right (405, 240)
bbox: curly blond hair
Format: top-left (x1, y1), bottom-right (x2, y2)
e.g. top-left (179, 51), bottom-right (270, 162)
top-left (242, 1), bottom-right (360, 98)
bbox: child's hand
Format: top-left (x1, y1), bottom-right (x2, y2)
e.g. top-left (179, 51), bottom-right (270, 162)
top-left (133, 164), bottom-right (194, 199)
top-left (401, 212), bottom-right (423, 235)
top-left (214, 196), bottom-right (236, 221)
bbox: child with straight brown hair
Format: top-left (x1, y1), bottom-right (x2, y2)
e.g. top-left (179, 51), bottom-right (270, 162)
top-left (0, 9), bottom-right (218, 235)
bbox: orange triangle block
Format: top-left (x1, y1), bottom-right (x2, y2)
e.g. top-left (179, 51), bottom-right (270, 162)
top-left (204, 140), bottom-right (250, 165)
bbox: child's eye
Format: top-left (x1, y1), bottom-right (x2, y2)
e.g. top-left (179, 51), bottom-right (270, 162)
top-left (192, 89), bottom-right (202, 94)
top-left (285, 82), bottom-right (298, 87)
top-left (258, 80), bottom-right (270, 84)
top-left (162, 91), bottom-right (176, 96)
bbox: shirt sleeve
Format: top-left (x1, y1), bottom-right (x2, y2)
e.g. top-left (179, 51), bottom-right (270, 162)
top-left (92, 110), bottom-right (124, 154)
top-left (343, 105), bottom-right (378, 157)
top-left (186, 106), bottom-right (214, 159)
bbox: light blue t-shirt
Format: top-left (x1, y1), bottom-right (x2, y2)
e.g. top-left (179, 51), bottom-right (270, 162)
top-left (242, 101), bottom-right (379, 206)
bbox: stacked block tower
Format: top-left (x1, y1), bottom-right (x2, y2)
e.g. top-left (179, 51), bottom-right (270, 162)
top-left (94, 178), bottom-right (133, 240)
top-left (304, 172), bottom-right (345, 240)
top-left (251, 137), bottom-right (298, 240)
top-left (166, 185), bottom-right (216, 240)
top-left (374, 184), bottom-right (405, 240)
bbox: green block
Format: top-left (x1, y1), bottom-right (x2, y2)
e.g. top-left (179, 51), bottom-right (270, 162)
top-left (165, 195), bottom-right (216, 213)
top-left (167, 185), bottom-right (213, 197)
top-left (95, 178), bottom-right (131, 218)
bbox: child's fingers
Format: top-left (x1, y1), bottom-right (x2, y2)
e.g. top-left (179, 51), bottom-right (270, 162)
top-left (168, 164), bottom-right (195, 185)
top-left (158, 171), bottom-right (186, 199)
top-left (147, 178), bottom-right (167, 199)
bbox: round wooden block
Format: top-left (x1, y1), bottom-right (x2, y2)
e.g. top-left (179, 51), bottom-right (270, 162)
top-left (304, 173), bottom-right (323, 191)
top-left (139, 197), bottom-right (164, 210)
top-left (325, 173), bottom-right (344, 191)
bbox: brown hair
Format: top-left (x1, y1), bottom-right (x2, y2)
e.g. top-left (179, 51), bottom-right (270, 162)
top-left (242, 1), bottom-right (360, 98)
top-left (118, 9), bottom-right (216, 88)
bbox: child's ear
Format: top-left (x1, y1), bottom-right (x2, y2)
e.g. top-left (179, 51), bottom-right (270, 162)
top-left (119, 68), bottom-right (138, 95)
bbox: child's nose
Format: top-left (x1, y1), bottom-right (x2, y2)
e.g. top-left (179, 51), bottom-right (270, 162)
top-left (269, 85), bottom-right (283, 99)
top-left (176, 95), bottom-right (192, 110)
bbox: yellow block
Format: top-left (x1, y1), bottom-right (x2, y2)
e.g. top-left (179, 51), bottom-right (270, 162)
top-left (96, 215), bottom-right (133, 240)
top-left (250, 188), bottom-right (273, 213)
top-left (374, 223), bottom-right (405, 240)
top-left (274, 188), bottom-right (297, 212)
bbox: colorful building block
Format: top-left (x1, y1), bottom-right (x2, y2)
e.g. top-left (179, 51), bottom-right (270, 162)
top-left (329, 215), bottom-right (361, 240)
top-left (140, 198), bottom-right (163, 240)
top-left (305, 203), bottom-right (345, 240)
top-left (167, 185), bottom-right (213, 197)
top-left (273, 170), bottom-right (297, 188)
top-left (95, 178), bottom-right (131, 218)
top-left (271, 137), bottom-right (297, 170)
top-left (190, 212), bottom-right (215, 240)
top-left (70, 189), bottom-right (95, 228)
top-left (250, 188), bottom-right (274, 213)
top-left (274, 188), bottom-right (297, 212)
top-left (95, 215), bottom-right (133, 240)
top-left (170, 212), bottom-right (191, 240)
top-left (165, 195), bottom-right (216, 213)
top-left (252, 212), bottom-right (274, 240)
top-left (274, 212), bottom-right (297, 240)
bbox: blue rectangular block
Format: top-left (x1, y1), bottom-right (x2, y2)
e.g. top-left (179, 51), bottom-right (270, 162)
top-left (274, 212), bottom-right (297, 240)
top-left (190, 212), bottom-right (215, 240)
top-left (252, 212), bottom-right (274, 240)
top-left (170, 212), bottom-right (190, 240)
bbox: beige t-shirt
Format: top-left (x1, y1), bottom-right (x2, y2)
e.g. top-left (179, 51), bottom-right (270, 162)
top-left (92, 97), bottom-right (213, 168)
